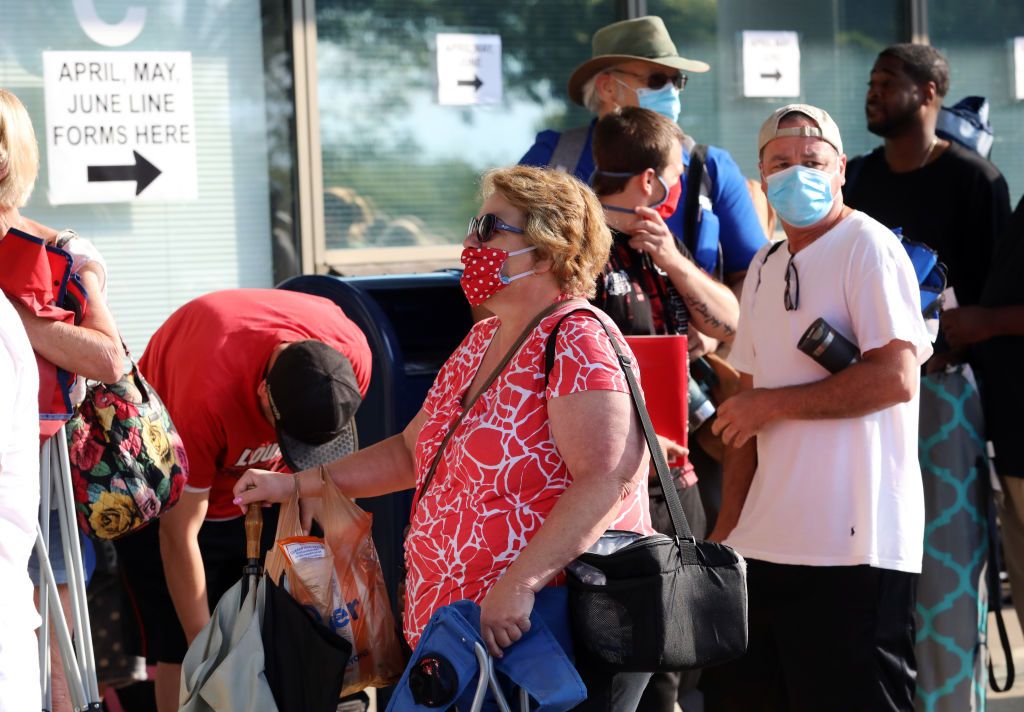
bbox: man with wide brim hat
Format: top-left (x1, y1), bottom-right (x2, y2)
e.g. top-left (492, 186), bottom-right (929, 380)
top-left (519, 16), bottom-right (766, 292)
top-left (566, 15), bottom-right (708, 107)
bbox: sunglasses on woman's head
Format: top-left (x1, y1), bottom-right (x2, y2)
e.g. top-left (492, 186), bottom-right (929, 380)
top-left (467, 213), bottom-right (524, 243)
top-left (610, 68), bottom-right (688, 91)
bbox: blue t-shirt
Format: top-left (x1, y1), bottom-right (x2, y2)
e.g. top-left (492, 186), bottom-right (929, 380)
top-left (519, 122), bottom-right (767, 276)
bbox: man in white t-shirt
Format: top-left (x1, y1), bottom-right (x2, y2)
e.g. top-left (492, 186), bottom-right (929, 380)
top-left (702, 104), bottom-right (932, 711)
top-left (0, 296), bottom-right (41, 711)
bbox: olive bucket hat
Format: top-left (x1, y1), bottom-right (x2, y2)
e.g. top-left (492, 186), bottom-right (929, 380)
top-left (568, 16), bottom-right (710, 106)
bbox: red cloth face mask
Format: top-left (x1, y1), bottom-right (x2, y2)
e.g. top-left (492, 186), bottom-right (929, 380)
top-left (459, 245), bottom-right (537, 307)
top-left (651, 174), bottom-right (682, 219)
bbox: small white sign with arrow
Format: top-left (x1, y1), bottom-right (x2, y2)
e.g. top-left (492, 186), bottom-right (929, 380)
top-left (742, 31), bottom-right (801, 98)
top-left (436, 33), bottom-right (502, 106)
top-left (43, 51), bottom-right (198, 205)
top-left (1014, 37), bottom-right (1024, 100)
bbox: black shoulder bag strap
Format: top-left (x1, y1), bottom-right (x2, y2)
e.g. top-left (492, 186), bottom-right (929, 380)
top-left (411, 300), bottom-right (564, 512)
top-left (549, 126), bottom-right (590, 174)
top-left (681, 143), bottom-right (708, 258)
top-left (543, 304), bottom-right (694, 542)
top-left (979, 455), bottom-right (1016, 692)
top-left (753, 239), bottom-right (787, 293)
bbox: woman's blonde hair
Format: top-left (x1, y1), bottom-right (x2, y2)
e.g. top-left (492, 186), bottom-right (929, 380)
top-left (481, 165), bottom-right (611, 298)
top-left (0, 89), bottom-right (39, 208)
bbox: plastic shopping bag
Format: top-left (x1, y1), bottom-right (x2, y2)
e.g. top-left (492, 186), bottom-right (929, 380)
top-left (268, 482), bottom-right (404, 696)
top-left (320, 477), bottom-right (405, 695)
top-left (265, 493), bottom-right (302, 584)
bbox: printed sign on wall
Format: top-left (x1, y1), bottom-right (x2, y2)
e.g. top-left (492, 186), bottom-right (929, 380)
top-left (742, 31), bottom-right (801, 98)
top-left (436, 33), bottom-right (502, 106)
top-left (43, 51), bottom-right (197, 204)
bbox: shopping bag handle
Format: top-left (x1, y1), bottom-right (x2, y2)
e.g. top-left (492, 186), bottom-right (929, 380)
top-left (245, 501), bottom-right (263, 562)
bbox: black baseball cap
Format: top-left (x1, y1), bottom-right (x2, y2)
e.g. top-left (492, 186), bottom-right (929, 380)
top-left (265, 340), bottom-right (361, 471)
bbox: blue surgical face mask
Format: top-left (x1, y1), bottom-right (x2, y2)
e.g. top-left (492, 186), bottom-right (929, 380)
top-left (765, 165), bottom-right (838, 228)
top-left (613, 77), bottom-right (680, 123)
top-left (637, 84), bottom-right (681, 123)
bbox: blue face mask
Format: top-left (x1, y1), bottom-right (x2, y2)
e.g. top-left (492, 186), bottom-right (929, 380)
top-left (613, 76), bottom-right (680, 123)
top-left (765, 165), bottom-right (837, 228)
top-left (636, 84), bottom-right (681, 123)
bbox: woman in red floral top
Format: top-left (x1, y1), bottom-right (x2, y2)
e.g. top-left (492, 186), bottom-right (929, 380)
top-left (236, 165), bottom-right (656, 709)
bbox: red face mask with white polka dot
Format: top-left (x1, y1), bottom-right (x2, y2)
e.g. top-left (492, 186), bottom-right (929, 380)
top-left (459, 245), bottom-right (537, 307)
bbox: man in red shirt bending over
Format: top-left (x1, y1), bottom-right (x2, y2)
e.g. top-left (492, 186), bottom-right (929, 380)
top-left (115, 288), bottom-right (371, 711)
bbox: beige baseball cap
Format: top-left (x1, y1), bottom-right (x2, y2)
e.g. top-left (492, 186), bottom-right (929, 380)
top-left (757, 103), bottom-right (843, 156)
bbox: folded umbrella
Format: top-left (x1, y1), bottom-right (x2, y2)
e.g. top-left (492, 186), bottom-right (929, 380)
top-left (262, 574), bottom-right (352, 712)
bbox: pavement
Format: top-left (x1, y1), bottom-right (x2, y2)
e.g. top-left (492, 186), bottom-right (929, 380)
top-left (369, 610), bottom-right (1024, 712)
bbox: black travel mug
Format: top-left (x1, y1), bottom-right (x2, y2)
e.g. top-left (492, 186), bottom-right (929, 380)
top-left (797, 318), bottom-right (859, 373)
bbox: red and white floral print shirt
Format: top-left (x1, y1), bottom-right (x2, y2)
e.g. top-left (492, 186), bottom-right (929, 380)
top-left (403, 301), bottom-right (654, 646)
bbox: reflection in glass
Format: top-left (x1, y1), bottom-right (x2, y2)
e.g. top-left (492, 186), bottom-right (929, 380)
top-left (316, 1), bottom-right (617, 249)
top-left (262, 0), bottom-right (302, 283)
top-left (930, 0), bottom-right (1024, 202)
top-left (645, 0), bottom-right (908, 175)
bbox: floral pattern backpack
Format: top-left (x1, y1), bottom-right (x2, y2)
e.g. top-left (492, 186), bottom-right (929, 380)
top-left (66, 352), bottom-right (189, 540)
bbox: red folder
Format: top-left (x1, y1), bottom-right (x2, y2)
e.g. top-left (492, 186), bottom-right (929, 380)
top-left (624, 335), bottom-right (689, 468)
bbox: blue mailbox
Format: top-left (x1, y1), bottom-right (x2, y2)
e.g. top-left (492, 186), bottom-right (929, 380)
top-left (278, 272), bottom-right (473, 616)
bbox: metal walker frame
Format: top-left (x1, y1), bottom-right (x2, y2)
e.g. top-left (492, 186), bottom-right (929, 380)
top-left (35, 424), bottom-right (102, 711)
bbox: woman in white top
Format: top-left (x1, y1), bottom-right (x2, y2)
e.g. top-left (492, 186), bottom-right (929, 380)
top-left (0, 296), bottom-right (41, 712)
top-left (0, 88), bottom-right (125, 712)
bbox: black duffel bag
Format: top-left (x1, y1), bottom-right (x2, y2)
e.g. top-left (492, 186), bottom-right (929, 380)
top-left (546, 306), bottom-right (748, 672)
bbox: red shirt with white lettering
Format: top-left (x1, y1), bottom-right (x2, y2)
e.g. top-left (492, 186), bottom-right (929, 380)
top-left (138, 289), bottom-right (371, 520)
top-left (403, 301), bottom-right (654, 646)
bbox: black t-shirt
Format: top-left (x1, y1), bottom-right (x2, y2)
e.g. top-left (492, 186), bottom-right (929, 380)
top-left (845, 141), bottom-right (1011, 306)
top-left (975, 196), bottom-right (1024, 477)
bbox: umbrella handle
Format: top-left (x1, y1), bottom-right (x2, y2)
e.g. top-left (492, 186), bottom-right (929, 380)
top-left (245, 502), bottom-right (263, 561)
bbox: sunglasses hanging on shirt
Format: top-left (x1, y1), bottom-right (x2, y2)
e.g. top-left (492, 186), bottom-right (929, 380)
top-left (784, 254), bottom-right (800, 311)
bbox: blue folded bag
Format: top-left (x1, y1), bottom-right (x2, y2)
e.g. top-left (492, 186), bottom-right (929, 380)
top-left (386, 591), bottom-right (586, 712)
top-left (892, 227), bottom-right (948, 318)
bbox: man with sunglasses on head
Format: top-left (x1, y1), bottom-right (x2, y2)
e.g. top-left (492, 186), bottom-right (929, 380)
top-left (113, 289), bottom-right (371, 712)
top-left (701, 105), bottom-right (932, 711)
top-left (520, 15), bottom-right (767, 300)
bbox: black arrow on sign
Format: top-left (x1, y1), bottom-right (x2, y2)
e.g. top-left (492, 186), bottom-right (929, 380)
top-left (87, 150), bottom-right (162, 195)
top-left (457, 75), bottom-right (483, 91)
top-left (760, 69), bottom-right (782, 81)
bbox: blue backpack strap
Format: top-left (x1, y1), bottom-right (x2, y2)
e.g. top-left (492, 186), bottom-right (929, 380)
top-left (679, 136), bottom-right (719, 276)
top-left (549, 126), bottom-right (590, 174)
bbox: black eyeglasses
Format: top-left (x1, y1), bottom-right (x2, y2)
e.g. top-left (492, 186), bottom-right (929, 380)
top-left (784, 254), bottom-right (799, 311)
top-left (610, 68), bottom-right (688, 91)
top-left (467, 213), bottom-right (524, 243)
